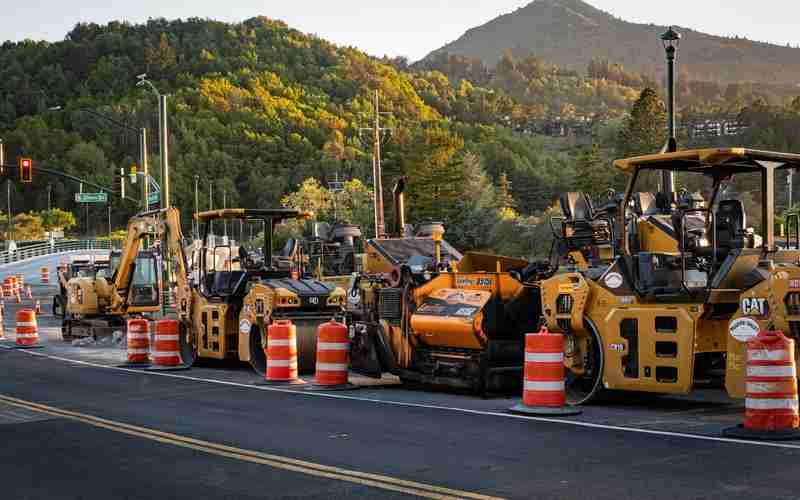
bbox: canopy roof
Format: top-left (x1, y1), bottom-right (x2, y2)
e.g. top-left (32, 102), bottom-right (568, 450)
top-left (195, 208), bottom-right (313, 222)
top-left (614, 148), bottom-right (800, 174)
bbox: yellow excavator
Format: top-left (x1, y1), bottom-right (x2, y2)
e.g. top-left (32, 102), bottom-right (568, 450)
top-left (540, 148), bottom-right (800, 404)
top-left (186, 209), bottom-right (348, 373)
top-left (63, 207), bottom-right (190, 340)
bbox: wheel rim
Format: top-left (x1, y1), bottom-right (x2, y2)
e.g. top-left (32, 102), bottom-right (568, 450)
top-left (564, 319), bottom-right (604, 405)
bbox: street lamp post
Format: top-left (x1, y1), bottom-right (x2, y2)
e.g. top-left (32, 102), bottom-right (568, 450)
top-left (47, 183), bottom-right (52, 211)
top-left (136, 75), bottom-right (170, 209)
top-left (661, 26), bottom-right (681, 194)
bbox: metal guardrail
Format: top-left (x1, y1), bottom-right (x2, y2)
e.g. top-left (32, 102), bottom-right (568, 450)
top-left (0, 239), bottom-right (118, 266)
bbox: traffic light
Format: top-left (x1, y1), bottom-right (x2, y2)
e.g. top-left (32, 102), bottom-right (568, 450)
top-left (19, 158), bottom-right (32, 183)
top-left (112, 168), bottom-right (126, 198)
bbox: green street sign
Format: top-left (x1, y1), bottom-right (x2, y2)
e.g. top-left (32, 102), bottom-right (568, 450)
top-left (75, 192), bottom-right (108, 203)
top-left (148, 192), bottom-right (160, 204)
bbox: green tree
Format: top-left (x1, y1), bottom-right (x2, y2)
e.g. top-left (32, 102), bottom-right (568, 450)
top-left (617, 87), bottom-right (667, 157)
top-left (39, 208), bottom-right (77, 232)
top-left (11, 213), bottom-right (46, 240)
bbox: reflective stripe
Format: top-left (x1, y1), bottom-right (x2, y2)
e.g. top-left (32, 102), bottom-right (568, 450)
top-left (155, 335), bottom-right (180, 341)
top-left (15, 322), bottom-right (37, 328)
top-left (747, 366), bottom-right (797, 378)
top-left (748, 349), bottom-right (791, 362)
top-left (317, 342), bottom-right (349, 350)
top-left (268, 339), bottom-right (292, 347)
top-left (747, 382), bottom-right (796, 394)
top-left (153, 351), bottom-right (181, 357)
top-left (525, 352), bottom-right (563, 363)
top-left (127, 333), bottom-right (149, 340)
top-left (15, 333), bottom-right (38, 339)
top-left (267, 360), bottom-right (297, 368)
top-left (316, 363), bottom-right (348, 371)
top-left (746, 398), bottom-right (799, 410)
top-left (127, 348), bottom-right (149, 355)
top-left (524, 380), bottom-right (565, 391)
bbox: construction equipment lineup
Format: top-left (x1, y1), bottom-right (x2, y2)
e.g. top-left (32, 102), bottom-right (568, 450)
top-left (0, 30), bottom-right (797, 443)
top-left (0, 144), bottom-right (791, 440)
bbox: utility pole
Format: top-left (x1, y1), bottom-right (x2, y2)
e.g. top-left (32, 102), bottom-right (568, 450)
top-left (47, 183), bottom-right (52, 211)
top-left (223, 190), bottom-right (228, 240)
top-left (0, 139), bottom-right (5, 242)
top-left (140, 127), bottom-right (149, 211)
top-left (209, 181), bottom-right (214, 236)
top-left (107, 204), bottom-right (111, 238)
top-left (158, 95), bottom-right (170, 208)
top-left (359, 90), bottom-right (392, 237)
top-left (194, 175), bottom-right (200, 240)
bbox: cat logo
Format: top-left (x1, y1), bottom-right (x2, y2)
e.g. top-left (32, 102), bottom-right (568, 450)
top-left (741, 297), bottom-right (769, 317)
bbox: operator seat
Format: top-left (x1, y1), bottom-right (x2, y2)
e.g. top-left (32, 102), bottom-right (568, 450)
top-left (274, 238), bottom-right (298, 270)
top-left (631, 192), bottom-right (657, 216)
top-left (559, 192), bottom-right (595, 248)
top-left (715, 199), bottom-right (746, 251)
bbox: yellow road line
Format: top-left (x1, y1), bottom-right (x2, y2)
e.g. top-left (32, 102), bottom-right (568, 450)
top-left (0, 394), bottom-right (503, 500)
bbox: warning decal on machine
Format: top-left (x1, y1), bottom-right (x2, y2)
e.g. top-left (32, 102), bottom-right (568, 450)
top-left (729, 317), bottom-right (760, 343)
top-left (415, 288), bottom-right (491, 321)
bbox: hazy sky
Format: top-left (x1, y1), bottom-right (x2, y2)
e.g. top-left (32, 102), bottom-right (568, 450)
top-left (3, 1), bottom-right (799, 61)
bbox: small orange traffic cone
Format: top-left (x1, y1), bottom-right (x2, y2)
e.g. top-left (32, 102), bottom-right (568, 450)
top-left (34, 300), bottom-right (41, 315)
top-left (15, 292), bottom-right (21, 304)
top-left (26, 286), bottom-right (32, 300)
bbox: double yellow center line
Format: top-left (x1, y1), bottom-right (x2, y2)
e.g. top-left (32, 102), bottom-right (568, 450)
top-left (0, 395), bottom-right (503, 500)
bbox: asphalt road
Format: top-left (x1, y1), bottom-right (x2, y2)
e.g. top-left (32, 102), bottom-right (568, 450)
top-left (2, 253), bottom-right (800, 499)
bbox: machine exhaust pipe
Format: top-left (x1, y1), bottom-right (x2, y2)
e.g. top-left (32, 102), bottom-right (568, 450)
top-left (392, 178), bottom-right (406, 238)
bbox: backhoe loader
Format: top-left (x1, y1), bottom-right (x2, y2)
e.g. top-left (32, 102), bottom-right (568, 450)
top-left (53, 253), bottom-right (112, 319)
top-left (540, 148), bottom-right (800, 404)
top-left (188, 209), bottom-right (347, 374)
top-left (63, 208), bottom-right (190, 340)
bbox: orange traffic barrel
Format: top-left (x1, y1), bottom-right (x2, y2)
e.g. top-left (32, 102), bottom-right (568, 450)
top-left (5, 276), bottom-right (15, 297)
top-left (40, 267), bottom-right (50, 284)
top-left (122, 318), bottom-right (150, 366)
top-left (146, 320), bottom-right (189, 371)
top-left (510, 327), bottom-right (581, 416)
top-left (724, 330), bottom-right (800, 440)
top-left (260, 320), bottom-right (305, 385)
top-left (15, 309), bottom-right (39, 347)
top-left (307, 319), bottom-right (357, 391)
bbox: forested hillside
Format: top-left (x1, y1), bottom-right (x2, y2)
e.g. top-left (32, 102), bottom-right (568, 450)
top-left (2, 16), bottom-right (798, 255)
top-left (0, 17), bottom-right (584, 253)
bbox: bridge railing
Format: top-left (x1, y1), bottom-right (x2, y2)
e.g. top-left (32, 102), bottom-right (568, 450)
top-left (0, 239), bottom-right (117, 266)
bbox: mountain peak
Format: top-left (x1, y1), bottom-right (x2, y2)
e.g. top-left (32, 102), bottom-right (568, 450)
top-left (423, 0), bottom-right (800, 84)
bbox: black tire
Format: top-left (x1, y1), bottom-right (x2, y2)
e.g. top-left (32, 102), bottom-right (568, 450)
top-left (564, 318), bottom-right (605, 406)
top-left (248, 325), bottom-right (267, 375)
top-left (179, 321), bottom-right (198, 367)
